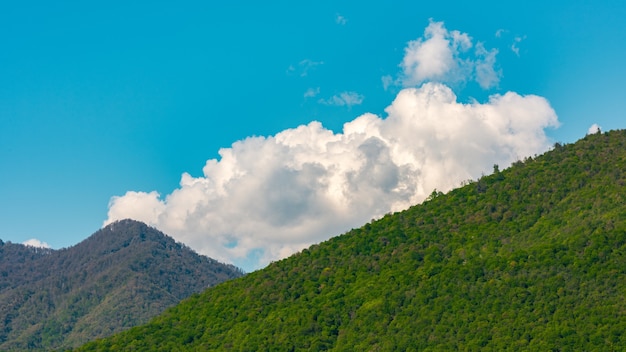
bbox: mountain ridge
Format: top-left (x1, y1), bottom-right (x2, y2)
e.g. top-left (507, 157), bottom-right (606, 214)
top-left (78, 129), bottom-right (626, 350)
top-left (0, 219), bottom-right (243, 351)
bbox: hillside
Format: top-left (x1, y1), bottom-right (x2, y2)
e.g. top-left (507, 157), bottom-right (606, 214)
top-left (0, 219), bottom-right (243, 351)
top-left (79, 130), bottom-right (626, 351)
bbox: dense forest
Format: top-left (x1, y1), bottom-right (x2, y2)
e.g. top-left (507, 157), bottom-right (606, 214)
top-left (77, 130), bottom-right (626, 351)
top-left (0, 219), bottom-right (243, 351)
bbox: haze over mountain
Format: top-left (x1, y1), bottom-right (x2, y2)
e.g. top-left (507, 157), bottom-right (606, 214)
top-left (79, 130), bottom-right (625, 350)
top-left (0, 219), bottom-right (243, 351)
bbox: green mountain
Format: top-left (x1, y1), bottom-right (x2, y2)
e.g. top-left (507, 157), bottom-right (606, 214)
top-left (79, 130), bottom-right (626, 351)
top-left (0, 219), bottom-right (243, 351)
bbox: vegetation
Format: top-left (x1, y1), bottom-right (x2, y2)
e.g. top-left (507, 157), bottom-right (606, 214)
top-left (0, 219), bottom-right (243, 351)
top-left (75, 130), bottom-right (626, 351)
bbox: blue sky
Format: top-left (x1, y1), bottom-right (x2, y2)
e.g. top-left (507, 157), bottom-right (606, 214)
top-left (1, 1), bottom-right (624, 271)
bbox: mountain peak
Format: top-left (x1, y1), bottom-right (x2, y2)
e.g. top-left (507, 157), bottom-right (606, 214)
top-left (0, 220), bottom-right (243, 351)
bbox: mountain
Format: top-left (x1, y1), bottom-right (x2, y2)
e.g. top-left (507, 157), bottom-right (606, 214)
top-left (0, 219), bottom-right (243, 351)
top-left (77, 130), bottom-right (625, 350)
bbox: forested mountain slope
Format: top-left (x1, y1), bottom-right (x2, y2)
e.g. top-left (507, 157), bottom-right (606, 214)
top-left (79, 130), bottom-right (626, 351)
top-left (0, 219), bottom-right (243, 351)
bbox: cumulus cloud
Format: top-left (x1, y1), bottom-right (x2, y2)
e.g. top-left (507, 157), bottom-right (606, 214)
top-left (397, 19), bottom-right (501, 89)
top-left (105, 21), bottom-right (559, 272)
top-left (319, 91), bottom-right (364, 107)
top-left (106, 81), bottom-right (558, 271)
top-left (106, 191), bottom-right (166, 225)
top-left (587, 123), bottom-right (602, 135)
top-left (22, 238), bottom-right (51, 248)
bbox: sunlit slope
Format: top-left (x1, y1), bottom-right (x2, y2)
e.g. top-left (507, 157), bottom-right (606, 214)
top-left (79, 130), bottom-right (626, 351)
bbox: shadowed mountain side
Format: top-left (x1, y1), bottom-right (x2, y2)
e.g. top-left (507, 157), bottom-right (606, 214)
top-left (77, 130), bottom-right (626, 351)
top-left (0, 219), bottom-right (243, 351)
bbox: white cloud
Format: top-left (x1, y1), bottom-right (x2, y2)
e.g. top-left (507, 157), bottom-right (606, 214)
top-left (495, 30), bottom-right (526, 57)
top-left (105, 21), bottom-right (559, 272)
top-left (382, 75), bottom-right (393, 90)
top-left (587, 123), bottom-right (602, 134)
top-left (22, 238), bottom-right (51, 248)
top-left (304, 87), bottom-right (320, 98)
top-left (336, 14), bottom-right (347, 25)
top-left (474, 43), bottom-right (501, 89)
top-left (318, 91), bottom-right (364, 107)
top-left (511, 36), bottom-right (526, 56)
top-left (397, 19), bottom-right (501, 89)
top-left (106, 191), bottom-right (166, 225)
top-left (105, 81), bottom-right (558, 272)
top-left (287, 59), bottom-right (324, 77)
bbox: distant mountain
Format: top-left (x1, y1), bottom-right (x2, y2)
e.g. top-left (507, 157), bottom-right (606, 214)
top-left (78, 130), bottom-right (626, 351)
top-left (0, 219), bottom-right (243, 351)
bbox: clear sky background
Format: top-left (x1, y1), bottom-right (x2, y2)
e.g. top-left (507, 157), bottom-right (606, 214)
top-left (1, 1), bottom-right (624, 271)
